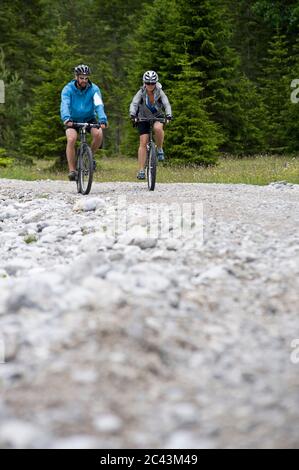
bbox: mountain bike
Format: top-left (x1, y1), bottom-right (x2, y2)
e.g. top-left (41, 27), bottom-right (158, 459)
top-left (137, 117), bottom-right (166, 191)
top-left (72, 122), bottom-right (100, 195)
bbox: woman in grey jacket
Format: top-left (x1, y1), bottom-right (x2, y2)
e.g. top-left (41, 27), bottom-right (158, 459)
top-left (129, 70), bottom-right (172, 180)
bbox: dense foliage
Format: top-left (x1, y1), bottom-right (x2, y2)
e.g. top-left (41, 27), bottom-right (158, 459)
top-left (1, 0), bottom-right (299, 166)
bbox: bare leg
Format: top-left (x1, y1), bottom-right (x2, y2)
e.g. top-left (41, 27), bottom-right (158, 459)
top-left (153, 122), bottom-right (164, 149)
top-left (90, 127), bottom-right (103, 155)
top-left (65, 128), bottom-right (78, 172)
top-left (138, 134), bottom-right (149, 170)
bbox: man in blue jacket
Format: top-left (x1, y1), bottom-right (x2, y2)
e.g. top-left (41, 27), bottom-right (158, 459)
top-left (60, 64), bottom-right (108, 181)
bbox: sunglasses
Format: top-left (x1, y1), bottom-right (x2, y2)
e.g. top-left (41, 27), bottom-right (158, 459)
top-left (145, 82), bottom-right (156, 85)
top-left (78, 76), bottom-right (89, 80)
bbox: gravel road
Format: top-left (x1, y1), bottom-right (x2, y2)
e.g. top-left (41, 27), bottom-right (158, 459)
top-left (0, 178), bottom-right (298, 449)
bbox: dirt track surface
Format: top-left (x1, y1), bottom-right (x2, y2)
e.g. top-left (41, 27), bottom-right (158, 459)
top-left (0, 178), bottom-right (298, 448)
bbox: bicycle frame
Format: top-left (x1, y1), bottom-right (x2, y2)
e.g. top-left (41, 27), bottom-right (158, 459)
top-left (78, 126), bottom-right (88, 144)
top-left (136, 117), bottom-right (165, 190)
top-left (72, 122), bottom-right (100, 195)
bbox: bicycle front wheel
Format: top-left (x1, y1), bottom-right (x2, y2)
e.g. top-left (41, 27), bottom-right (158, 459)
top-left (147, 144), bottom-right (157, 191)
top-left (77, 144), bottom-right (93, 195)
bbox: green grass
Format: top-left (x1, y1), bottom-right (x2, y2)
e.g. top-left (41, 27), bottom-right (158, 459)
top-left (0, 155), bottom-right (298, 185)
top-left (24, 234), bottom-right (38, 244)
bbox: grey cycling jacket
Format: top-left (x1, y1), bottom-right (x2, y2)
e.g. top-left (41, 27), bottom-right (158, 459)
top-left (129, 82), bottom-right (172, 119)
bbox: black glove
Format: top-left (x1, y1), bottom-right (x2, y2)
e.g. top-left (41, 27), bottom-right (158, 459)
top-left (166, 115), bottom-right (172, 124)
top-left (130, 115), bottom-right (138, 127)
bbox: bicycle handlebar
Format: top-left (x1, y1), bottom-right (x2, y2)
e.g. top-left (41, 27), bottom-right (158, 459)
top-left (136, 117), bottom-right (166, 123)
top-left (72, 122), bottom-right (103, 128)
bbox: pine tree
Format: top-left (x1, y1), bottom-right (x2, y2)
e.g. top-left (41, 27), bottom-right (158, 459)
top-left (175, 0), bottom-right (255, 153)
top-left (126, 0), bottom-right (264, 156)
top-left (228, 0), bottom-right (273, 82)
top-left (127, 0), bottom-right (180, 85)
top-left (0, 49), bottom-right (24, 152)
top-left (0, 0), bottom-right (52, 100)
top-left (21, 26), bottom-right (80, 161)
top-left (122, 0), bottom-right (184, 158)
top-left (90, 0), bottom-right (150, 155)
top-left (166, 58), bottom-right (223, 165)
top-left (233, 75), bottom-right (266, 154)
top-left (259, 31), bottom-right (290, 152)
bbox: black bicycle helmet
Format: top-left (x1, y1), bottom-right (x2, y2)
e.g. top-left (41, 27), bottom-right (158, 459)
top-left (74, 64), bottom-right (91, 75)
top-left (143, 70), bottom-right (158, 84)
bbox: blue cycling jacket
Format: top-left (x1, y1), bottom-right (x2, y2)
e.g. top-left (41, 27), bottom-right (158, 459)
top-left (60, 79), bottom-right (107, 124)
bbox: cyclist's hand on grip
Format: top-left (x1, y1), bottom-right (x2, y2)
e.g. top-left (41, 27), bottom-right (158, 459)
top-left (64, 120), bottom-right (74, 127)
top-left (166, 115), bottom-right (172, 124)
top-left (99, 121), bottom-right (108, 129)
top-left (130, 115), bottom-right (138, 127)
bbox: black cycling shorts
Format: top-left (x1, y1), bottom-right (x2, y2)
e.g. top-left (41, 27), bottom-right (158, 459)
top-left (137, 121), bottom-right (151, 136)
top-left (137, 119), bottom-right (165, 136)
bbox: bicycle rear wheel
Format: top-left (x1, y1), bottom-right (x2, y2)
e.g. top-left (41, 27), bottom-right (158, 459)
top-left (147, 144), bottom-right (157, 191)
top-left (77, 144), bottom-right (93, 195)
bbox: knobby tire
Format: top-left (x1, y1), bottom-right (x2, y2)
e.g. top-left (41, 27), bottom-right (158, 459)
top-left (147, 144), bottom-right (156, 191)
top-left (77, 144), bottom-right (93, 195)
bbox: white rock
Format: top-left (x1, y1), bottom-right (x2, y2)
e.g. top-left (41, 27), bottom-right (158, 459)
top-left (198, 265), bottom-right (228, 282)
top-left (41, 226), bottom-right (59, 235)
top-left (145, 317), bottom-right (162, 332)
top-left (0, 208), bottom-right (18, 219)
top-left (137, 272), bottom-right (170, 292)
top-left (0, 420), bottom-right (45, 448)
top-left (23, 209), bottom-right (43, 224)
top-left (73, 198), bottom-right (106, 212)
top-left (81, 277), bottom-right (125, 307)
top-left (5, 274), bottom-right (64, 313)
top-left (4, 259), bottom-right (32, 276)
top-left (19, 227), bottom-right (37, 237)
top-left (164, 431), bottom-right (214, 449)
top-left (51, 436), bottom-right (100, 449)
top-left (0, 232), bottom-right (18, 244)
top-left (71, 368), bottom-right (98, 384)
top-left (133, 237), bottom-right (157, 249)
top-left (55, 228), bottom-right (68, 239)
top-left (80, 233), bottom-right (115, 252)
top-left (117, 232), bottom-right (135, 246)
top-left (172, 403), bottom-right (197, 423)
top-left (93, 413), bottom-right (123, 433)
top-left (165, 239), bottom-right (182, 251)
top-left (38, 234), bottom-right (58, 244)
top-left (117, 225), bottom-right (147, 244)
top-left (0, 330), bottom-right (19, 362)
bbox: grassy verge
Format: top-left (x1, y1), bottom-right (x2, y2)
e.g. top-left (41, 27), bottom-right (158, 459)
top-left (0, 155), bottom-right (298, 185)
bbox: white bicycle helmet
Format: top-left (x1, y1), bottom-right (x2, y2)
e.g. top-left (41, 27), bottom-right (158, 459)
top-left (143, 70), bottom-right (158, 84)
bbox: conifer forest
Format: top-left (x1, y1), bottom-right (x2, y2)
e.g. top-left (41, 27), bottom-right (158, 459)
top-left (1, 0), bottom-right (299, 165)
